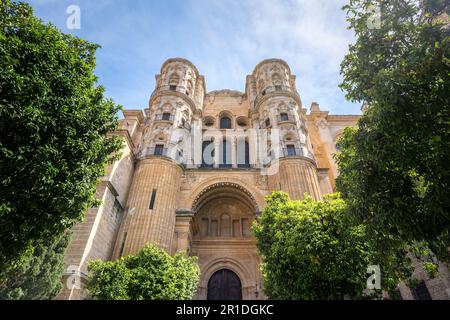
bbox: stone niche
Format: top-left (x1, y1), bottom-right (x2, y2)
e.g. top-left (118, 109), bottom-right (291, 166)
top-left (195, 197), bottom-right (254, 239)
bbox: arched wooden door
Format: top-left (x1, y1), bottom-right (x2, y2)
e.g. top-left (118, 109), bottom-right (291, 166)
top-left (207, 269), bottom-right (242, 300)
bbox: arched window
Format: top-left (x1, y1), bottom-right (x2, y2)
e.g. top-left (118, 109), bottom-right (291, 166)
top-left (220, 139), bottom-right (232, 168)
top-left (169, 73), bottom-right (179, 90)
top-left (220, 116), bottom-right (232, 129)
top-left (169, 73), bottom-right (179, 85)
top-left (286, 144), bottom-right (297, 156)
top-left (154, 144), bottom-right (165, 156)
top-left (202, 140), bottom-right (214, 167)
top-left (237, 139), bottom-right (250, 168)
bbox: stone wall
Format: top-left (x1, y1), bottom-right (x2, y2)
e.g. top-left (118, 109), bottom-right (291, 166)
top-left (55, 134), bottom-right (135, 300)
top-left (112, 157), bottom-right (183, 257)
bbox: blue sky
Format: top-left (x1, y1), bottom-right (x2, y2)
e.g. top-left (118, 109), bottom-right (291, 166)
top-left (25, 0), bottom-right (361, 115)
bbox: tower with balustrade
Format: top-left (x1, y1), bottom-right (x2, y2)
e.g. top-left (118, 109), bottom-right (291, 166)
top-left (247, 59), bottom-right (322, 200)
top-left (112, 58), bottom-right (205, 257)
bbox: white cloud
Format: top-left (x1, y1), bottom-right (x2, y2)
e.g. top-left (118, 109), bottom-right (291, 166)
top-left (26, 0), bottom-right (361, 114)
top-left (185, 0), bottom-right (360, 114)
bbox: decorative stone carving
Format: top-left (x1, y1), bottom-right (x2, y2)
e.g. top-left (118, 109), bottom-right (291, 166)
top-left (315, 118), bottom-right (329, 129)
top-left (255, 175), bottom-right (268, 189)
top-left (181, 172), bottom-right (200, 190)
top-left (191, 182), bottom-right (260, 212)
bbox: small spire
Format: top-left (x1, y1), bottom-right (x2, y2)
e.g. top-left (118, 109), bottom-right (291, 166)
top-left (310, 102), bottom-right (320, 112)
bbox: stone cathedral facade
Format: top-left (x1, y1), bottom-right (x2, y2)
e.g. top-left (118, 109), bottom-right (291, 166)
top-left (57, 58), bottom-right (450, 300)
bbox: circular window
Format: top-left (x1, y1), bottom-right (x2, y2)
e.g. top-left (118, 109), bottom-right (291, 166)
top-left (203, 116), bottom-right (215, 127)
top-left (236, 116), bottom-right (248, 127)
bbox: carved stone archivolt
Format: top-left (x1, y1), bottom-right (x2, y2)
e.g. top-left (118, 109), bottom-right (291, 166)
top-left (191, 182), bottom-right (260, 212)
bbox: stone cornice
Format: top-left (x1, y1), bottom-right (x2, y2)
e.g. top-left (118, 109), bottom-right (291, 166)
top-left (175, 209), bottom-right (195, 217)
top-left (138, 155), bottom-right (185, 171)
top-left (326, 114), bottom-right (361, 122)
top-left (251, 58), bottom-right (292, 76)
top-left (149, 89), bottom-right (198, 114)
top-left (160, 57), bottom-right (200, 78)
top-left (192, 238), bottom-right (257, 248)
top-left (278, 155), bottom-right (317, 168)
top-left (111, 129), bottom-right (136, 160)
top-left (98, 180), bottom-right (119, 198)
top-left (206, 89), bottom-right (245, 98)
top-left (185, 167), bottom-right (260, 173)
top-left (308, 110), bottom-right (329, 119)
top-left (122, 109), bottom-right (145, 124)
top-left (254, 90), bottom-right (302, 112)
top-left (305, 113), bottom-right (361, 125)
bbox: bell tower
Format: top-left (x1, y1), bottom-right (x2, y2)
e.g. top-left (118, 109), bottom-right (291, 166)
top-left (249, 59), bottom-right (322, 200)
top-left (112, 58), bottom-right (205, 257)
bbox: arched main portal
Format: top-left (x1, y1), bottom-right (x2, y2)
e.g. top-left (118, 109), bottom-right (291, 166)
top-left (189, 182), bottom-right (265, 300)
top-left (192, 182), bottom-right (258, 241)
top-left (207, 269), bottom-right (242, 300)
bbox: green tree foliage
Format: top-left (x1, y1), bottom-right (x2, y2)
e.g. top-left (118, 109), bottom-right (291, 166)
top-left (0, 0), bottom-right (122, 272)
top-left (337, 128), bottom-right (414, 292)
top-left (0, 232), bottom-right (70, 300)
top-left (337, 0), bottom-right (450, 262)
top-left (86, 244), bottom-right (200, 300)
top-left (252, 192), bottom-right (373, 299)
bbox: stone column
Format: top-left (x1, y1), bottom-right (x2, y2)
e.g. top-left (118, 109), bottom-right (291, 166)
top-left (214, 139), bottom-right (220, 168)
top-left (173, 211), bottom-right (194, 254)
top-left (231, 137), bottom-right (238, 168)
top-left (248, 129), bottom-right (258, 167)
